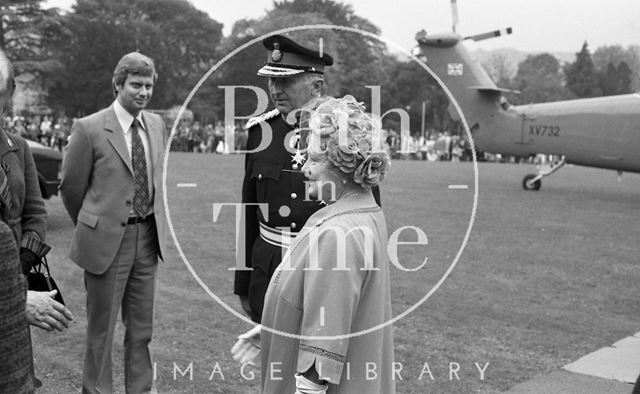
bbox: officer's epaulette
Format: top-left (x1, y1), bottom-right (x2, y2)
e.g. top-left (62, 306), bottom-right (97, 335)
top-left (244, 109), bottom-right (280, 130)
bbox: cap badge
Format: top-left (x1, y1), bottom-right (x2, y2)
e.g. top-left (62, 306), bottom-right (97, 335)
top-left (271, 42), bottom-right (282, 62)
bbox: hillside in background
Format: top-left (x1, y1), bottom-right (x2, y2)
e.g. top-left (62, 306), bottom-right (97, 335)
top-left (472, 48), bottom-right (575, 80)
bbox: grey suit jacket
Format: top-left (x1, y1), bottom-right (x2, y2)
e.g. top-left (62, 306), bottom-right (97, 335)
top-left (60, 105), bottom-right (167, 274)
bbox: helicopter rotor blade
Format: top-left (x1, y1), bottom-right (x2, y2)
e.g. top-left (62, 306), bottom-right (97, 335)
top-left (464, 27), bottom-right (513, 41)
top-left (451, 0), bottom-right (459, 33)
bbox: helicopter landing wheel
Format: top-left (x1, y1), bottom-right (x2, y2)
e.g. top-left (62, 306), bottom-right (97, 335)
top-left (522, 174), bottom-right (541, 191)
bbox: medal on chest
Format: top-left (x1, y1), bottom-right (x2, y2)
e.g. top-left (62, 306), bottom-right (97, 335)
top-left (289, 129), bottom-right (305, 170)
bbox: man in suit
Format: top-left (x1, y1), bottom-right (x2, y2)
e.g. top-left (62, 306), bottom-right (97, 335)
top-left (60, 52), bottom-right (166, 394)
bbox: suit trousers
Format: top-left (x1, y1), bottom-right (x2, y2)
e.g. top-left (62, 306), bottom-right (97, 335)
top-left (82, 218), bottom-right (159, 394)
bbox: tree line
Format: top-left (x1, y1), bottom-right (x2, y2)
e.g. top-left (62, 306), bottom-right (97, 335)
top-left (484, 42), bottom-right (639, 106)
top-left (2, 0), bottom-right (638, 134)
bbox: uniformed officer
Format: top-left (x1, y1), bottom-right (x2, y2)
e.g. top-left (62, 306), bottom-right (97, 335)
top-left (234, 35), bottom-right (332, 323)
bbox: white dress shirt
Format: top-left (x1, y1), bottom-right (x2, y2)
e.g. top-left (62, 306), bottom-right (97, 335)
top-left (113, 100), bottom-right (154, 215)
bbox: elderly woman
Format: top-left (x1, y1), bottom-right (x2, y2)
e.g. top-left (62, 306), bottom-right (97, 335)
top-left (0, 45), bottom-right (72, 394)
top-left (0, 44), bottom-right (71, 327)
top-left (257, 95), bottom-right (394, 393)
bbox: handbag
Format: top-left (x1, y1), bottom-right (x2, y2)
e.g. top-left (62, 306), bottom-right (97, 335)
top-left (27, 256), bottom-right (65, 305)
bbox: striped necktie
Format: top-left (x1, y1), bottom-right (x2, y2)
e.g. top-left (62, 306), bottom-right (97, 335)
top-left (0, 161), bottom-right (11, 210)
top-left (131, 119), bottom-right (151, 217)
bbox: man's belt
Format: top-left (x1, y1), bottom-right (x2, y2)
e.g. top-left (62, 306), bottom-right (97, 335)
top-left (128, 214), bottom-right (153, 225)
top-left (259, 222), bottom-right (297, 248)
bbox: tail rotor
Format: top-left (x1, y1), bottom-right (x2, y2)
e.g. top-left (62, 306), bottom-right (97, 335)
top-left (464, 27), bottom-right (513, 42)
top-left (448, 0), bottom-right (513, 40)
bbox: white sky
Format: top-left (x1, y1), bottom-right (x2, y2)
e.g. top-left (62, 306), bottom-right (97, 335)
top-left (45, 0), bottom-right (640, 53)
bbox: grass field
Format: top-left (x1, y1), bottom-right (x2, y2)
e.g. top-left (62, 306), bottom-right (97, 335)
top-left (32, 154), bottom-right (640, 393)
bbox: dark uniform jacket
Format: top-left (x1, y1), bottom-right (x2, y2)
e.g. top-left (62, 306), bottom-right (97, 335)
top-left (234, 109), bottom-right (323, 322)
top-left (234, 109), bottom-right (382, 322)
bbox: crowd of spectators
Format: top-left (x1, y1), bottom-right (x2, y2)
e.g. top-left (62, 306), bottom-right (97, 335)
top-left (1, 113), bottom-right (543, 166)
top-left (170, 120), bottom-right (248, 153)
top-left (386, 130), bottom-right (474, 162)
top-left (2, 114), bottom-right (72, 152)
top-left (1, 115), bottom-right (545, 165)
top-left (386, 129), bottom-right (549, 164)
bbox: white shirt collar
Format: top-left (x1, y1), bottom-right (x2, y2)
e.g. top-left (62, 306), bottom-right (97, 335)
top-left (113, 99), bottom-right (145, 134)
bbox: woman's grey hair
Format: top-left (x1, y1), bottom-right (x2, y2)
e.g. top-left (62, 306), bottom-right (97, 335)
top-left (302, 95), bottom-right (390, 189)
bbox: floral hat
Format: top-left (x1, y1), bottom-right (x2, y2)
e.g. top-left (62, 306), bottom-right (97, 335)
top-left (302, 95), bottom-right (390, 188)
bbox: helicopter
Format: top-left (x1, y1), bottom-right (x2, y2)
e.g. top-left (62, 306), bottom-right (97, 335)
top-left (411, 1), bottom-right (640, 190)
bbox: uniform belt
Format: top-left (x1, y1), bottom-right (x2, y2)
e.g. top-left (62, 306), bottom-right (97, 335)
top-left (127, 214), bottom-right (153, 225)
top-left (259, 222), bottom-right (297, 248)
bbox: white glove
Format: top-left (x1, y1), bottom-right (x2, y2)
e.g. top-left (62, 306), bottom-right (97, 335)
top-left (231, 324), bottom-right (261, 364)
top-left (295, 373), bottom-right (328, 394)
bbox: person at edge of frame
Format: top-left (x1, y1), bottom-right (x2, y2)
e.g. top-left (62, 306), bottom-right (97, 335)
top-left (234, 34), bottom-right (381, 323)
top-left (0, 45), bottom-right (73, 394)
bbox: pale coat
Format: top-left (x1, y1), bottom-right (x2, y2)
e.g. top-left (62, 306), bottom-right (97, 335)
top-left (59, 105), bottom-right (167, 274)
top-left (261, 192), bottom-right (395, 393)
